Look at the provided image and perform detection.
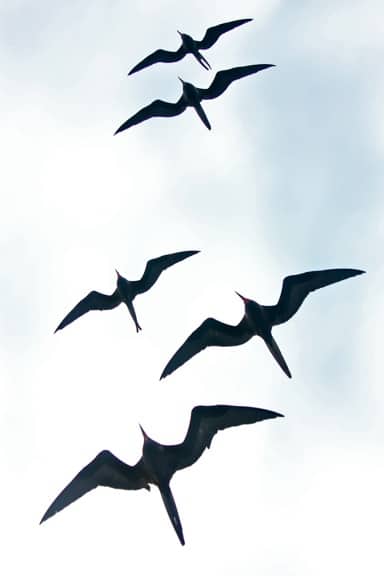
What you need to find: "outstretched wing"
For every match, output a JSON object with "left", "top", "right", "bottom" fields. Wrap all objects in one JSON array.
[
  {"left": 40, "top": 450, "right": 148, "bottom": 524},
  {"left": 114, "top": 97, "right": 187, "bottom": 135},
  {"left": 55, "top": 290, "right": 121, "bottom": 332},
  {"left": 132, "top": 250, "right": 200, "bottom": 295},
  {"left": 160, "top": 316, "right": 253, "bottom": 379},
  {"left": 168, "top": 405, "right": 283, "bottom": 472},
  {"left": 128, "top": 45, "right": 186, "bottom": 75},
  {"left": 197, "top": 18, "right": 253, "bottom": 50},
  {"left": 268, "top": 268, "right": 365, "bottom": 326},
  {"left": 198, "top": 64, "right": 274, "bottom": 101}
]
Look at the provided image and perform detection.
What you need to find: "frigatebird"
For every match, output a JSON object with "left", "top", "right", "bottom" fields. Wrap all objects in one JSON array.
[
  {"left": 114, "top": 64, "right": 274, "bottom": 133},
  {"left": 160, "top": 268, "right": 365, "bottom": 379},
  {"left": 128, "top": 18, "right": 253, "bottom": 75},
  {"left": 54, "top": 250, "right": 199, "bottom": 333},
  {"left": 40, "top": 404, "right": 283, "bottom": 545}
]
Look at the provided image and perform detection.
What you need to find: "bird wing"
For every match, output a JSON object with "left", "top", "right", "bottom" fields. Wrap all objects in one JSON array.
[
  {"left": 168, "top": 405, "right": 283, "bottom": 472},
  {"left": 197, "top": 64, "right": 274, "bottom": 101},
  {"left": 269, "top": 268, "right": 365, "bottom": 326},
  {"left": 128, "top": 46, "right": 186, "bottom": 75},
  {"left": 40, "top": 451, "right": 148, "bottom": 524},
  {"left": 197, "top": 18, "right": 253, "bottom": 50},
  {"left": 114, "top": 97, "right": 187, "bottom": 135},
  {"left": 131, "top": 250, "right": 200, "bottom": 295},
  {"left": 55, "top": 289, "right": 121, "bottom": 332},
  {"left": 160, "top": 317, "right": 253, "bottom": 379}
]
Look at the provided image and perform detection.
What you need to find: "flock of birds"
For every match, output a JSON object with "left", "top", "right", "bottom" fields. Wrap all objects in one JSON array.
[{"left": 40, "top": 19, "right": 365, "bottom": 546}]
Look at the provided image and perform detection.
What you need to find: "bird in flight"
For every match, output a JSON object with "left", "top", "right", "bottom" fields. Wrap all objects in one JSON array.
[
  {"left": 128, "top": 18, "right": 253, "bottom": 75},
  {"left": 160, "top": 268, "right": 365, "bottom": 380},
  {"left": 40, "top": 404, "right": 283, "bottom": 545},
  {"left": 54, "top": 250, "right": 199, "bottom": 333},
  {"left": 114, "top": 64, "right": 274, "bottom": 134}
]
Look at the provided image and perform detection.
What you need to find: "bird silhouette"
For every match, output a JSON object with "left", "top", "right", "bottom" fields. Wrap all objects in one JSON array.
[
  {"left": 114, "top": 64, "right": 274, "bottom": 134},
  {"left": 128, "top": 18, "right": 253, "bottom": 75},
  {"left": 55, "top": 250, "right": 199, "bottom": 333},
  {"left": 160, "top": 268, "right": 365, "bottom": 379},
  {"left": 40, "top": 405, "right": 283, "bottom": 545}
]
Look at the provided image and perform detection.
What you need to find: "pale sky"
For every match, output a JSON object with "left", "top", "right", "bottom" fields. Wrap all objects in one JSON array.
[{"left": 1, "top": 1, "right": 383, "bottom": 575}]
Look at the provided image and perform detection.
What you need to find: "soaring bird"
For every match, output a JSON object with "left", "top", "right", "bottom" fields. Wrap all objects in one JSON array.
[
  {"left": 114, "top": 64, "right": 274, "bottom": 134},
  {"left": 128, "top": 18, "right": 253, "bottom": 75},
  {"left": 54, "top": 250, "right": 199, "bottom": 333},
  {"left": 40, "top": 404, "right": 283, "bottom": 545},
  {"left": 160, "top": 268, "right": 365, "bottom": 379}
]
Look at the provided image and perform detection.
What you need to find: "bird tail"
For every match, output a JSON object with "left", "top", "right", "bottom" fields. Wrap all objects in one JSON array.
[
  {"left": 158, "top": 483, "right": 185, "bottom": 545},
  {"left": 194, "top": 103, "right": 211, "bottom": 130},
  {"left": 264, "top": 334, "right": 292, "bottom": 378},
  {"left": 194, "top": 50, "right": 211, "bottom": 70}
]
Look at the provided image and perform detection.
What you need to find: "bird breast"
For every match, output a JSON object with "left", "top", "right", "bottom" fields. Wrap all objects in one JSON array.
[{"left": 182, "top": 83, "right": 201, "bottom": 107}]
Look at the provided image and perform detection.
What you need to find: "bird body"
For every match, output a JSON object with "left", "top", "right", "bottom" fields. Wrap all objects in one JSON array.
[
  {"left": 40, "top": 405, "right": 283, "bottom": 546},
  {"left": 54, "top": 250, "right": 199, "bottom": 333},
  {"left": 114, "top": 64, "right": 274, "bottom": 134},
  {"left": 160, "top": 268, "right": 365, "bottom": 379},
  {"left": 128, "top": 19, "right": 253, "bottom": 75}
]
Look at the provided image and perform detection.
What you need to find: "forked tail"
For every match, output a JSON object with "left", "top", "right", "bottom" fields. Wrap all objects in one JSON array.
[
  {"left": 159, "top": 483, "right": 185, "bottom": 546},
  {"left": 264, "top": 333, "right": 292, "bottom": 378},
  {"left": 194, "top": 103, "right": 211, "bottom": 130}
]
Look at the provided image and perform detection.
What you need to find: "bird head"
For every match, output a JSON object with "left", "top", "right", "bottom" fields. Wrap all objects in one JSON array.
[{"left": 235, "top": 291, "right": 251, "bottom": 304}]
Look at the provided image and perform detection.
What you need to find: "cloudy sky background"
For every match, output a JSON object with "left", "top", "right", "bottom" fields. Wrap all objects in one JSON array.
[{"left": 1, "top": 0, "right": 383, "bottom": 574}]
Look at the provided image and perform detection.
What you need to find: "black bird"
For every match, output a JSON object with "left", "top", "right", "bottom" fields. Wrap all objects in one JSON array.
[
  {"left": 160, "top": 268, "right": 365, "bottom": 379},
  {"left": 40, "top": 404, "right": 283, "bottom": 545},
  {"left": 55, "top": 250, "right": 199, "bottom": 333},
  {"left": 114, "top": 64, "right": 274, "bottom": 134},
  {"left": 128, "top": 18, "right": 253, "bottom": 75}
]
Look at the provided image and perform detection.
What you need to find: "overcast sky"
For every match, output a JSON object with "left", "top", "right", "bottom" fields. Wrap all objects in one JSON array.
[{"left": 1, "top": 1, "right": 383, "bottom": 574}]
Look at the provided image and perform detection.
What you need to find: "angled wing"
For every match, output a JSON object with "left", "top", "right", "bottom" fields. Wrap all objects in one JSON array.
[
  {"left": 198, "top": 64, "right": 274, "bottom": 101},
  {"left": 54, "top": 289, "right": 121, "bottom": 332},
  {"left": 197, "top": 18, "right": 253, "bottom": 50},
  {"left": 269, "top": 268, "right": 365, "bottom": 326},
  {"left": 160, "top": 316, "right": 253, "bottom": 379},
  {"left": 169, "top": 405, "right": 283, "bottom": 472},
  {"left": 128, "top": 45, "right": 186, "bottom": 75},
  {"left": 114, "top": 97, "right": 187, "bottom": 134},
  {"left": 40, "top": 450, "right": 148, "bottom": 524},
  {"left": 132, "top": 250, "right": 200, "bottom": 295}
]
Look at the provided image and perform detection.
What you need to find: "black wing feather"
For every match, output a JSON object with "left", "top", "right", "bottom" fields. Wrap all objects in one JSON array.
[
  {"left": 55, "top": 289, "right": 121, "bottom": 332},
  {"left": 114, "top": 97, "right": 187, "bottom": 135},
  {"left": 132, "top": 250, "right": 199, "bottom": 295},
  {"left": 170, "top": 405, "right": 283, "bottom": 472},
  {"left": 128, "top": 46, "right": 186, "bottom": 75},
  {"left": 198, "top": 64, "right": 274, "bottom": 101},
  {"left": 197, "top": 18, "right": 253, "bottom": 50},
  {"left": 40, "top": 451, "right": 147, "bottom": 523},
  {"left": 160, "top": 317, "right": 253, "bottom": 379},
  {"left": 270, "top": 268, "right": 365, "bottom": 326}
]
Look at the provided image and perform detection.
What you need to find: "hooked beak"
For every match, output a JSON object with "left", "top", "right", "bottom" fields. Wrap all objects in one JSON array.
[
  {"left": 235, "top": 291, "right": 249, "bottom": 303},
  {"left": 139, "top": 424, "right": 148, "bottom": 440}
]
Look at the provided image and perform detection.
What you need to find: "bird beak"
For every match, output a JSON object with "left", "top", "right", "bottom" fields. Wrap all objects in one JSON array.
[
  {"left": 177, "top": 30, "right": 182, "bottom": 36},
  {"left": 235, "top": 291, "right": 249, "bottom": 303},
  {"left": 115, "top": 269, "right": 120, "bottom": 277},
  {"left": 178, "top": 76, "right": 184, "bottom": 84},
  {"left": 139, "top": 424, "right": 148, "bottom": 440}
]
